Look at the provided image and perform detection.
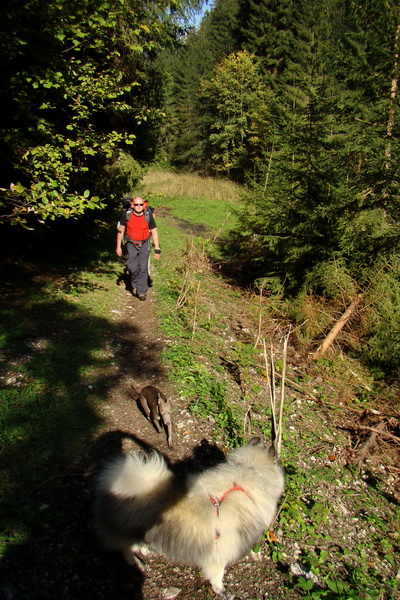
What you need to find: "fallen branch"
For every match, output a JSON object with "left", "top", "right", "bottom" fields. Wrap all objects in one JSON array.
[
  {"left": 313, "top": 294, "right": 363, "bottom": 359},
  {"left": 338, "top": 424, "right": 400, "bottom": 445},
  {"left": 356, "top": 421, "right": 386, "bottom": 463}
]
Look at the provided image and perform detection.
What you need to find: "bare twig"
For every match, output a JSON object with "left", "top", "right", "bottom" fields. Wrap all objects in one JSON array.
[
  {"left": 244, "top": 404, "right": 252, "bottom": 437},
  {"left": 20, "top": 473, "right": 87, "bottom": 502},
  {"left": 254, "top": 281, "right": 266, "bottom": 348},
  {"left": 263, "top": 331, "right": 290, "bottom": 457},
  {"left": 270, "top": 493, "right": 287, "bottom": 529},
  {"left": 270, "top": 343, "right": 276, "bottom": 424},
  {"left": 191, "top": 280, "right": 201, "bottom": 339},
  {"left": 208, "top": 211, "right": 232, "bottom": 252},
  {"left": 356, "top": 421, "right": 386, "bottom": 463},
  {"left": 263, "top": 341, "right": 277, "bottom": 443},
  {"left": 176, "top": 270, "right": 192, "bottom": 308}
]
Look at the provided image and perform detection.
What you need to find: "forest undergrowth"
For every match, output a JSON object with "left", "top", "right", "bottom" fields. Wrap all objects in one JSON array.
[
  {"left": 139, "top": 169, "right": 400, "bottom": 600},
  {"left": 152, "top": 233, "right": 400, "bottom": 600},
  {"left": 0, "top": 169, "right": 399, "bottom": 600}
]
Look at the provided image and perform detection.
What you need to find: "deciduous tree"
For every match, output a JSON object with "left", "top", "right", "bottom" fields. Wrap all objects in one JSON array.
[{"left": 0, "top": 0, "right": 187, "bottom": 225}]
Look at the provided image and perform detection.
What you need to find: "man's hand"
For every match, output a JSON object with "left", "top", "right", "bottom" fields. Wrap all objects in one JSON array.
[{"left": 116, "top": 247, "right": 122, "bottom": 257}]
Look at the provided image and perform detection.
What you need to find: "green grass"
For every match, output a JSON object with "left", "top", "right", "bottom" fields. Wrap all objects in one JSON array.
[{"left": 0, "top": 238, "right": 124, "bottom": 557}]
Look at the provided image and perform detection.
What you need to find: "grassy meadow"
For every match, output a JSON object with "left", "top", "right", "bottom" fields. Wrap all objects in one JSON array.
[{"left": 138, "top": 167, "right": 240, "bottom": 232}]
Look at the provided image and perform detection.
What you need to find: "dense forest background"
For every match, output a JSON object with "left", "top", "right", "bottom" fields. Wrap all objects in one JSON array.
[{"left": 0, "top": 0, "right": 399, "bottom": 377}]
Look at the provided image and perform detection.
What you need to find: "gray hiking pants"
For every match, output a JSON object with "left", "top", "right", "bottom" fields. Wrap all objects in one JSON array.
[{"left": 126, "top": 238, "right": 151, "bottom": 296}]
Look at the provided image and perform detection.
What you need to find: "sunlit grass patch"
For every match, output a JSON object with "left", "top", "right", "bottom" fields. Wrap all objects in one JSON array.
[
  {"left": 138, "top": 167, "right": 241, "bottom": 233},
  {"left": 141, "top": 167, "right": 241, "bottom": 201}
]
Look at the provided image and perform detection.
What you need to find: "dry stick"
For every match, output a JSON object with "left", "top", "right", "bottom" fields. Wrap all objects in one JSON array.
[
  {"left": 20, "top": 473, "right": 87, "bottom": 502},
  {"left": 208, "top": 211, "right": 232, "bottom": 253},
  {"left": 270, "top": 493, "right": 287, "bottom": 529},
  {"left": 244, "top": 405, "right": 252, "bottom": 437},
  {"left": 356, "top": 421, "right": 386, "bottom": 463},
  {"left": 176, "top": 284, "right": 191, "bottom": 309},
  {"left": 269, "top": 342, "right": 278, "bottom": 442},
  {"left": 357, "top": 425, "right": 400, "bottom": 445},
  {"left": 270, "top": 342, "right": 276, "bottom": 419},
  {"left": 191, "top": 280, "right": 201, "bottom": 339},
  {"left": 257, "top": 366, "right": 319, "bottom": 399},
  {"left": 313, "top": 294, "right": 363, "bottom": 359},
  {"left": 254, "top": 281, "right": 266, "bottom": 349},
  {"left": 277, "top": 330, "right": 290, "bottom": 456},
  {"left": 346, "top": 367, "right": 372, "bottom": 392},
  {"left": 176, "top": 270, "right": 191, "bottom": 308},
  {"left": 257, "top": 367, "right": 398, "bottom": 418},
  {"left": 264, "top": 339, "right": 282, "bottom": 453}
]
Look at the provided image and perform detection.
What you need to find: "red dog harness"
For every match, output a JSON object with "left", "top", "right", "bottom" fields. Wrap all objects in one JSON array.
[{"left": 209, "top": 483, "right": 254, "bottom": 517}]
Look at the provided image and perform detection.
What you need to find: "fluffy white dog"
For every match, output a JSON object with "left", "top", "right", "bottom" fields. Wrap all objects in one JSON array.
[{"left": 94, "top": 438, "right": 284, "bottom": 597}]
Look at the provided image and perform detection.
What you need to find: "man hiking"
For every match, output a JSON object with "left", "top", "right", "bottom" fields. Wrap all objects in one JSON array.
[{"left": 116, "top": 196, "right": 161, "bottom": 301}]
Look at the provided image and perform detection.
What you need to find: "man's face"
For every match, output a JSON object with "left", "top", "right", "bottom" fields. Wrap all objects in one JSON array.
[{"left": 131, "top": 199, "right": 144, "bottom": 215}]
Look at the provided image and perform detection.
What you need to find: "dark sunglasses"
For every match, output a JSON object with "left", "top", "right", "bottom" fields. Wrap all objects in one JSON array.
[{"left": 133, "top": 203, "right": 144, "bottom": 206}]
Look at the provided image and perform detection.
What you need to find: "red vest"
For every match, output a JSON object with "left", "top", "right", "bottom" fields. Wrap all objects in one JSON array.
[{"left": 125, "top": 213, "right": 150, "bottom": 242}]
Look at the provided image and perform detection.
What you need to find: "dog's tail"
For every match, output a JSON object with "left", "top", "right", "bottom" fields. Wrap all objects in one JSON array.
[{"left": 96, "top": 451, "right": 170, "bottom": 498}]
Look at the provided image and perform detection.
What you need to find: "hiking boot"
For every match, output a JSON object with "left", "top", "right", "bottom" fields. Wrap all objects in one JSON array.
[
  {"left": 131, "top": 288, "right": 137, "bottom": 297},
  {"left": 138, "top": 294, "right": 146, "bottom": 301}
]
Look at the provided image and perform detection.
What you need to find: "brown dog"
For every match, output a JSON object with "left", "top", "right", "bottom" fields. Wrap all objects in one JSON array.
[{"left": 138, "top": 385, "right": 173, "bottom": 449}]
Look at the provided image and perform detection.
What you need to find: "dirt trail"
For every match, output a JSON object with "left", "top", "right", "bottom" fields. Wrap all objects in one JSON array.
[
  {"left": 99, "top": 281, "right": 216, "bottom": 459},
  {"left": 89, "top": 278, "right": 287, "bottom": 600}
]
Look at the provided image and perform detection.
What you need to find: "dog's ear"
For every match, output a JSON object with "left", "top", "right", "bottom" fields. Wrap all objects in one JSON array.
[
  {"left": 157, "top": 392, "right": 167, "bottom": 407},
  {"left": 130, "top": 385, "right": 140, "bottom": 401},
  {"left": 268, "top": 443, "right": 281, "bottom": 462},
  {"left": 248, "top": 436, "right": 262, "bottom": 446}
]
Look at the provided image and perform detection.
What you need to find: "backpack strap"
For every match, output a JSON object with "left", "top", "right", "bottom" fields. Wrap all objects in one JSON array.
[{"left": 125, "top": 208, "right": 150, "bottom": 224}]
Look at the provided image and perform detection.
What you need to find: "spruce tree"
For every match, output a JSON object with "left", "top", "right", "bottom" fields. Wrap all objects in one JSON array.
[{"left": 163, "top": 0, "right": 241, "bottom": 169}]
